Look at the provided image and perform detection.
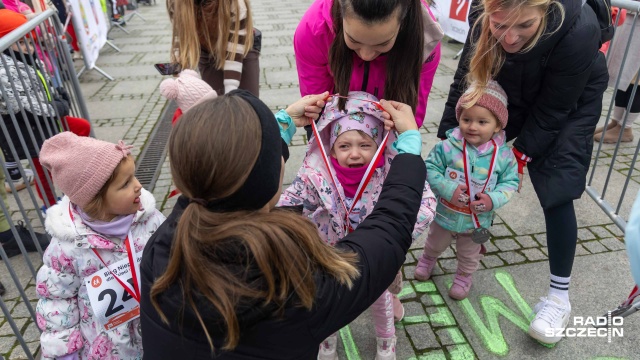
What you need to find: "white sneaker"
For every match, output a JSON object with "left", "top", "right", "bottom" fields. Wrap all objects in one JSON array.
[
  {"left": 5, "top": 169, "right": 34, "bottom": 193},
  {"left": 375, "top": 336, "right": 396, "bottom": 360},
  {"left": 317, "top": 333, "right": 338, "bottom": 360},
  {"left": 528, "top": 295, "right": 571, "bottom": 344}
]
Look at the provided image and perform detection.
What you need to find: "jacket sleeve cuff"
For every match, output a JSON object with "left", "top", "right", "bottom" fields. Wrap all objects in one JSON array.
[
  {"left": 393, "top": 130, "right": 422, "bottom": 155},
  {"left": 276, "top": 109, "right": 296, "bottom": 145}
]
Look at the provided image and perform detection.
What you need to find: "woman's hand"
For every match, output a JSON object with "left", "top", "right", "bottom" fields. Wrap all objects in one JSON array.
[
  {"left": 285, "top": 91, "right": 330, "bottom": 128},
  {"left": 379, "top": 100, "right": 418, "bottom": 134}
]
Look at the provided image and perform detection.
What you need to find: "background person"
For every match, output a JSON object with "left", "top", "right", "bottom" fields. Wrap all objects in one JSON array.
[
  {"left": 436, "top": 0, "right": 608, "bottom": 345},
  {"left": 294, "top": 0, "right": 444, "bottom": 138},
  {"left": 167, "top": 0, "right": 259, "bottom": 96}
]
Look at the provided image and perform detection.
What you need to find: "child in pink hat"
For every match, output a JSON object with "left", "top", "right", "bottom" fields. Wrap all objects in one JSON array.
[
  {"left": 279, "top": 91, "right": 437, "bottom": 360},
  {"left": 413, "top": 80, "right": 519, "bottom": 300},
  {"left": 34, "top": 132, "right": 165, "bottom": 360}
]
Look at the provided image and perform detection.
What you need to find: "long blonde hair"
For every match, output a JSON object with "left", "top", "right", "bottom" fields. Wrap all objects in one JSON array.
[
  {"left": 466, "top": 0, "right": 564, "bottom": 104},
  {"left": 167, "top": 0, "right": 254, "bottom": 70},
  {"left": 150, "top": 96, "right": 360, "bottom": 352}
]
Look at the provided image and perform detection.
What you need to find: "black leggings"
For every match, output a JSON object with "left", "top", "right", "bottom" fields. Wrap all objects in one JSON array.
[
  {"left": 615, "top": 83, "right": 640, "bottom": 113},
  {"left": 544, "top": 201, "right": 578, "bottom": 278}
]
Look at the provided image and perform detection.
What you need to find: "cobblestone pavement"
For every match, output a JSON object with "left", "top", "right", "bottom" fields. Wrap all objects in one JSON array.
[{"left": 2, "top": 0, "right": 640, "bottom": 359}]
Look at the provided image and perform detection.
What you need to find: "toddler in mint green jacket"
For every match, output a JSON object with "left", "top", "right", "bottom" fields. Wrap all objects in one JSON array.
[{"left": 414, "top": 80, "right": 519, "bottom": 300}]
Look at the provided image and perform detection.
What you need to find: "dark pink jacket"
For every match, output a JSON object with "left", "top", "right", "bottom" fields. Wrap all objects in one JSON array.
[{"left": 294, "top": 0, "right": 443, "bottom": 126}]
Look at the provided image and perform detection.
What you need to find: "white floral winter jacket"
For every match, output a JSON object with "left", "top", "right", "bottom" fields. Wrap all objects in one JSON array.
[
  {"left": 278, "top": 92, "right": 437, "bottom": 245},
  {"left": 35, "top": 189, "right": 165, "bottom": 360}
]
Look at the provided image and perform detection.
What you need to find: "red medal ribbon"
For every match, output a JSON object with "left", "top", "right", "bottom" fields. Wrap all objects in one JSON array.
[
  {"left": 311, "top": 119, "right": 389, "bottom": 234},
  {"left": 68, "top": 205, "right": 140, "bottom": 302},
  {"left": 462, "top": 139, "right": 498, "bottom": 229}
]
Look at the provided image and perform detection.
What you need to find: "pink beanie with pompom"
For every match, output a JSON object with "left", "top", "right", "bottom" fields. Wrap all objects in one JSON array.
[
  {"left": 159, "top": 69, "right": 218, "bottom": 113},
  {"left": 39, "top": 132, "right": 134, "bottom": 208}
]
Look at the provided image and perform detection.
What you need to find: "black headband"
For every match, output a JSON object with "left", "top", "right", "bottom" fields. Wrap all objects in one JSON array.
[{"left": 203, "top": 89, "right": 285, "bottom": 212}]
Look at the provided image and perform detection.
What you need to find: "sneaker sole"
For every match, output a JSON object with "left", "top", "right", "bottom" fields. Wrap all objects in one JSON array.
[{"left": 527, "top": 315, "right": 570, "bottom": 345}]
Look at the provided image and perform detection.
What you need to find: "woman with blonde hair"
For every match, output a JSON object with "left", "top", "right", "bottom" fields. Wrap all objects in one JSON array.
[
  {"left": 139, "top": 90, "right": 427, "bottom": 358},
  {"left": 435, "top": 0, "right": 608, "bottom": 345},
  {"left": 167, "top": 0, "right": 259, "bottom": 96}
]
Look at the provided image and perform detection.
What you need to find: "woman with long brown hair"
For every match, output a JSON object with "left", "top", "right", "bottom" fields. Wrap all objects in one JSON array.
[
  {"left": 167, "top": 0, "right": 259, "bottom": 96},
  {"left": 294, "top": 0, "right": 444, "bottom": 133},
  {"left": 139, "top": 90, "right": 426, "bottom": 358},
  {"left": 435, "top": 0, "right": 608, "bottom": 345}
]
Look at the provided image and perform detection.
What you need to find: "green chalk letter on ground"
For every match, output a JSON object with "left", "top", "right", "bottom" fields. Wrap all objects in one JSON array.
[{"left": 455, "top": 269, "right": 534, "bottom": 356}]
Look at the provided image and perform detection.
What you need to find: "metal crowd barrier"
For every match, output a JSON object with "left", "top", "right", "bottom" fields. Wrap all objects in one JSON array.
[
  {"left": 0, "top": 9, "right": 91, "bottom": 360},
  {"left": 587, "top": 0, "right": 640, "bottom": 232}
]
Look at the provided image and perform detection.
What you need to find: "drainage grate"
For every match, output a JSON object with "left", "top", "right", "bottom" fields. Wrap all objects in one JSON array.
[{"left": 135, "top": 101, "right": 176, "bottom": 191}]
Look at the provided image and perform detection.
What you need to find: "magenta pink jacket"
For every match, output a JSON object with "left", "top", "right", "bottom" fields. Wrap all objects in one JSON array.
[{"left": 294, "top": 0, "right": 443, "bottom": 127}]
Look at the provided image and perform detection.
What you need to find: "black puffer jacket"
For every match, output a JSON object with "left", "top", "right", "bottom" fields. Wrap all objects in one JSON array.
[
  {"left": 437, "top": 0, "right": 608, "bottom": 209},
  {"left": 139, "top": 154, "right": 426, "bottom": 359}
]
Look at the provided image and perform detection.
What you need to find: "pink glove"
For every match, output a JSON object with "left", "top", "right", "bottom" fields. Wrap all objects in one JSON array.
[
  {"left": 470, "top": 193, "right": 494, "bottom": 214},
  {"left": 450, "top": 184, "right": 469, "bottom": 208}
]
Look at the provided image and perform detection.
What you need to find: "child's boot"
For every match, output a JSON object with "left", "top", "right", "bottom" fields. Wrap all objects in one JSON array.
[
  {"left": 414, "top": 254, "right": 437, "bottom": 281},
  {"left": 318, "top": 332, "right": 338, "bottom": 360},
  {"left": 392, "top": 295, "right": 404, "bottom": 322},
  {"left": 375, "top": 336, "right": 396, "bottom": 360},
  {"left": 448, "top": 271, "right": 473, "bottom": 300}
]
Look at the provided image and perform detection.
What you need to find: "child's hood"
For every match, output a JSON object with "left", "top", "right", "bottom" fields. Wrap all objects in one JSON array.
[
  {"left": 45, "top": 188, "right": 157, "bottom": 244},
  {"left": 308, "top": 91, "right": 397, "bottom": 164},
  {"left": 445, "top": 127, "right": 506, "bottom": 156}
]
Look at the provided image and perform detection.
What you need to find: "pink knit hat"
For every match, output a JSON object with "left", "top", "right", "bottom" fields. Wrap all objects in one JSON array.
[
  {"left": 39, "top": 132, "right": 134, "bottom": 208},
  {"left": 159, "top": 69, "right": 218, "bottom": 113},
  {"left": 330, "top": 113, "right": 383, "bottom": 149},
  {"left": 456, "top": 80, "right": 509, "bottom": 129}
]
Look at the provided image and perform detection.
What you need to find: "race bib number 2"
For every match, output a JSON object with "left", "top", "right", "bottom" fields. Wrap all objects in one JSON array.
[{"left": 85, "top": 251, "right": 142, "bottom": 331}]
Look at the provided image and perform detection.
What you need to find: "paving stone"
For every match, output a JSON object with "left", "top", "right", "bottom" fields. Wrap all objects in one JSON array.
[
  {"left": 540, "top": 246, "right": 548, "bottom": 256},
  {"left": 404, "top": 265, "right": 417, "bottom": 280},
  {"left": 435, "top": 327, "right": 467, "bottom": 346},
  {"left": 606, "top": 224, "right": 625, "bottom": 237},
  {"left": 405, "top": 323, "right": 440, "bottom": 350},
  {"left": 482, "top": 240, "right": 499, "bottom": 253},
  {"left": 420, "top": 293, "right": 445, "bottom": 307},
  {"left": 441, "top": 246, "right": 456, "bottom": 259},
  {"left": 0, "top": 335, "right": 16, "bottom": 355},
  {"left": 8, "top": 340, "right": 39, "bottom": 360},
  {"left": 498, "top": 251, "right": 526, "bottom": 264},
  {"left": 481, "top": 254, "right": 504, "bottom": 268},
  {"left": 535, "top": 233, "right": 548, "bottom": 247},
  {"left": 438, "top": 259, "right": 458, "bottom": 273},
  {"left": 405, "top": 252, "right": 416, "bottom": 264},
  {"left": 489, "top": 224, "right": 513, "bottom": 237},
  {"left": 493, "top": 238, "right": 521, "bottom": 251},
  {"left": 20, "top": 322, "right": 39, "bottom": 343},
  {"left": 575, "top": 244, "right": 591, "bottom": 256},
  {"left": 582, "top": 240, "right": 608, "bottom": 254},
  {"left": 0, "top": 318, "right": 26, "bottom": 337},
  {"left": 590, "top": 226, "right": 614, "bottom": 238},
  {"left": 515, "top": 235, "right": 539, "bottom": 248},
  {"left": 403, "top": 301, "right": 426, "bottom": 318},
  {"left": 521, "top": 248, "right": 547, "bottom": 261},
  {"left": 600, "top": 237, "right": 626, "bottom": 251},
  {"left": 577, "top": 228, "right": 596, "bottom": 241}
]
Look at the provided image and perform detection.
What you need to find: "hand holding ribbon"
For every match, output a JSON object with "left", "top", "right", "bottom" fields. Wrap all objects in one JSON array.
[{"left": 512, "top": 147, "right": 531, "bottom": 193}]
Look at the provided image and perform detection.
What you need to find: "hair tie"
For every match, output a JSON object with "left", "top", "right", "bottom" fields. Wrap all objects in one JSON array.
[{"left": 190, "top": 198, "right": 208, "bottom": 206}]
